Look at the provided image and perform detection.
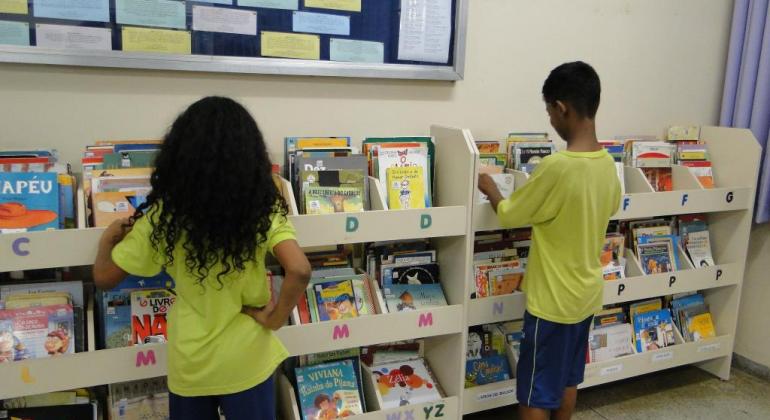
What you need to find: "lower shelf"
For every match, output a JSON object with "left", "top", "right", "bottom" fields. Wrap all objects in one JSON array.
[
  {"left": 467, "top": 294, "right": 526, "bottom": 327},
  {"left": 462, "top": 379, "right": 517, "bottom": 415}
]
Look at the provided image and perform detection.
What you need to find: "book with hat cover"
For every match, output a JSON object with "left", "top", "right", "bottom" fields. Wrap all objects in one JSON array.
[{"left": 0, "top": 172, "right": 60, "bottom": 232}]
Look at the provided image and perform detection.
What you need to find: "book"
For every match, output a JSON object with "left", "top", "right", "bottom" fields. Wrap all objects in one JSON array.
[
  {"left": 304, "top": 185, "right": 364, "bottom": 215},
  {"left": 633, "top": 309, "right": 676, "bottom": 353},
  {"left": 465, "top": 354, "right": 512, "bottom": 387},
  {"left": 588, "top": 323, "right": 635, "bottom": 363},
  {"left": 383, "top": 284, "right": 447, "bottom": 312},
  {"left": 667, "top": 125, "right": 700, "bottom": 140},
  {"left": 296, "top": 359, "right": 364, "bottom": 420},
  {"left": 687, "top": 312, "right": 716, "bottom": 342},
  {"left": 686, "top": 230, "right": 715, "bottom": 267},
  {"left": 681, "top": 161, "right": 714, "bottom": 188},
  {"left": 314, "top": 280, "right": 358, "bottom": 321},
  {"left": 488, "top": 265, "right": 524, "bottom": 296},
  {"left": 382, "top": 262, "right": 440, "bottom": 286},
  {"left": 299, "top": 169, "right": 367, "bottom": 213},
  {"left": 594, "top": 308, "right": 627, "bottom": 327},
  {"left": 91, "top": 175, "right": 151, "bottom": 227},
  {"left": 109, "top": 377, "right": 169, "bottom": 420},
  {"left": 477, "top": 173, "right": 515, "bottom": 203},
  {"left": 0, "top": 172, "right": 60, "bottom": 232},
  {"left": 386, "top": 166, "right": 426, "bottom": 210},
  {"left": 510, "top": 143, "right": 555, "bottom": 173},
  {"left": 641, "top": 167, "right": 672, "bottom": 192},
  {"left": 637, "top": 238, "right": 677, "bottom": 274},
  {"left": 0, "top": 304, "right": 74, "bottom": 361},
  {"left": 360, "top": 342, "right": 423, "bottom": 367},
  {"left": 130, "top": 290, "right": 175, "bottom": 345},
  {"left": 371, "top": 358, "right": 443, "bottom": 409},
  {"left": 374, "top": 145, "right": 432, "bottom": 207}
]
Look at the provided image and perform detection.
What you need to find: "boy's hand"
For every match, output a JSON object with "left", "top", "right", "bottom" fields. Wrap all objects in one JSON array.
[
  {"left": 242, "top": 302, "right": 283, "bottom": 331},
  {"left": 101, "top": 218, "right": 133, "bottom": 247},
  {"left": 478, "top": 173, "right": 505, "bottom": 214}
]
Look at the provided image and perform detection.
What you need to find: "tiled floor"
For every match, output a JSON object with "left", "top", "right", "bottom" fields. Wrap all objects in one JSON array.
[{"left": 465, "top": 366, "right": 770, "bottom": 419}]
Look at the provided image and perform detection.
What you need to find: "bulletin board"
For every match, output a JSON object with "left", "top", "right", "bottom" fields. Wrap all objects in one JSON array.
[{"left": 0, "top": 0, "right": 467, "bottom": 80}]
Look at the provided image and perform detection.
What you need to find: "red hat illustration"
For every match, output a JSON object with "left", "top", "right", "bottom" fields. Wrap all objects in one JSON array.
[{"left": 0, "top": 202, "right": 57, "bottom": 229}]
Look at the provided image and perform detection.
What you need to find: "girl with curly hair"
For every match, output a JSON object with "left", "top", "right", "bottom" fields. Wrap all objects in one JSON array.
[{"left": 93, "top": 96, "right": 311, "bottom": 420}]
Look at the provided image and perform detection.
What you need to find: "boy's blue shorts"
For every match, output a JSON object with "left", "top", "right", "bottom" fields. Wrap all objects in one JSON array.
[
  {"left": 516, "top": 311, "right": 593, "bottom": 410},
  {"left": 170, "top": 376, "right": 275, "bottom": 420}
]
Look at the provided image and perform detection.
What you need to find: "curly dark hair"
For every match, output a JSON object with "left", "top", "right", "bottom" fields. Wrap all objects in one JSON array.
[{"left": 132, "top": 96, "right": 287, "bottom": 286}]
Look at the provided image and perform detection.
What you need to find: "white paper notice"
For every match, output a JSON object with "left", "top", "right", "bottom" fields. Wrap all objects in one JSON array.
[
  {"left": 192, "top": 5, "right": 257, "bottom": 36},
  {"left": 397, "top": 0, "right": 451, "bottom": 63},
  {"left": 36, "top": 24, "right": 111, "bottom": 50}
]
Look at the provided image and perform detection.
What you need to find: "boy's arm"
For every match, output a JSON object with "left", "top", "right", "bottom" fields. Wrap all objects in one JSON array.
[{"left": 93, "top": 218, "right": 131, "bottom": 289}]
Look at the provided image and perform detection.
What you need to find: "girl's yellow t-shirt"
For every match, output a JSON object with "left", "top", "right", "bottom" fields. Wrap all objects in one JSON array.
[{"left": 111, "top": 208, "right": 295, "bottom": 397}]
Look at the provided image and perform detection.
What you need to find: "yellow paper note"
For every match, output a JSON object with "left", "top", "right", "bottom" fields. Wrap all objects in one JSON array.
[
  {"left": 122, "top": 27, "right": 191, "bottom": 54},
  {"left": 0, "top": 0, "right": 28, "bottom": 15},
  {"left": 305, "top": 0, "right": 361, "bottom": 12},
  {"left": 261, "top": 31, "right": 319, "bottom": 60}
]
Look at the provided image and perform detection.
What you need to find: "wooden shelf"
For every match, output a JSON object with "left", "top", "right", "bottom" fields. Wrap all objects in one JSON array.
[
  {"left": 0, "top": 228, "right": 103, "bottom": 272},
  {"left": 467, "top": 293, "right": 526, "bottom": 327},
  {"left": 462, "top": 379, "right": 517, "bottom": 415}
]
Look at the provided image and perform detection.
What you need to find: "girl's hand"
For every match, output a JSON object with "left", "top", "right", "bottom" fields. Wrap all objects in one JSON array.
[
  {"left": 102, "top": 218, "right": 133, "bottom": 247},
  {"left": 242, "top": 302, "right": 283, "bottom": 331}
]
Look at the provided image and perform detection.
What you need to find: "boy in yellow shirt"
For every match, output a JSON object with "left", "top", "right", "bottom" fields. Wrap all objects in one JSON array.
[{"left": 479, "top": 62, "right": 621, "bottom": 420}]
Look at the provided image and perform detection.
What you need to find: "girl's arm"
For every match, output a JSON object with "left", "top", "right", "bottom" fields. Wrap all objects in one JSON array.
[
  {"left": 245, "top": 239, "right": 311, "bottom": 331},
  {"left": 93, "top": 218, "right": 131, "bottom": 289}
]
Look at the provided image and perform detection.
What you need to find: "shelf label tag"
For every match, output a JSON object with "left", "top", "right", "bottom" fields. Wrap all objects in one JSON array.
[
  {"left": 622, "top": 196, "right": 631, "bottom": 211},
  {"left": 652, "top": 351, "right": 673, "bottom": 363},
  {"left": 600, "top": 364, "right": 622, "bottom": 376},
  {"left": 726, "top": 191, "right": 734, "bottom": 203},
  {"left": 681, "top": 193, "right": 689, "bottom": 206},
  {"left": 716, "top": 269, "right": 723, "bottom": 281},
  {"left": 386, "top": 410, "right": 415, "bottom": 420},
  {"left": 418, "top": 312, "right": 433, "bottom": 328},
  {"left": 135, "top": 350, "right": 157, "bottom": 367},
  {"left": 420, "top": 214, "right": 432, "bottom": 229},
  {"left": 669, "top": 275, "right": 677, "bottom": 288},
  {"left": 12, "top": 237, "right": 30, "bottom": 257},
  {"left": 698, "top": 343, "right": 721, "bottom": 353},
  {"left": 20, "top": 366, "right": 35, "bottom": 384},
  {"left": 332, "top": 324, "right": 350, "bottom": 340},
  {"left": 617, "top": 283, "right": 625, "bottom": 296},
  {"left": 345, "top": 217, "right": 359, "bottom": 233},
  {"left": 493, "top": 302, "right": 504, "bottom": 316},
  {"left": 476, "top": 385, "right": 515, "bottom": 402},
  {"left": 423, "top": 402, "right": 445, "bottom": 418}
]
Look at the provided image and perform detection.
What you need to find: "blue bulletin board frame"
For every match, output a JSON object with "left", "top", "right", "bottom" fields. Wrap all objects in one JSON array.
[{"left": 0, "top": 0, "right": 467, "bottom": 80}]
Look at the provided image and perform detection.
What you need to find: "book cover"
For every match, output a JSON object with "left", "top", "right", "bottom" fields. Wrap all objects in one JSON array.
[
  {"left": 488, "top": 264, "right": 523, "bottom": 296},
  {"left": 386, "top": 166, "right": 426, "bottom": 210},
  {"left": 686, "top": 230, "right": 715, "bottom": 267},
  {"left": 667, "top": 125, "right": 700, "bottom": 141},
  {"left": 384, "top": 263, "right": 440, "bottom": 286},
  {"left": 295, "top": 359, "right": 364, "bottom": 420},
  {"left": 687, "top": 312, "right": 716, "bottom": 342},
  {"left": 0, "top": 172, "right": 60, "bottom": 232},
  {"left": 383, "top": 284, "right": 447, "bottom": 312},
  {"left": 682, "top": 161, "right": 714, "bottom": 189},
  {"left": 304, "top": 186, "right": 364, "bottom": 215},
  {"left": 314, "top": 280, "right": 358, "bottom": 321},
  {"left": 633, "top": 309, "right": 676, "bottom": 353},
  {"left": 91, "top": 176, "right": 151, "bottom": 227},
  {"left": 478, "top": 173, "right": 515, "bottom": 203},
  {"left": 372, "top": 359, "right": 443, "bottom": 409},
  {"left": 589, "top": 323, "right": 635, "bottom": 363},
  {"left": 514, "top": 144, "right": 555, "bottom": 173},
  {"left": 375, "top": 146, "right": 432, "bottom": 207},
  {"left": 465, "top": 355, "right": 512, "bottom": 387},
  {"left": 641, "top": 167, "right": 673, "bottom": 191},
  {"left": 637, "top": 240, "right": 676, "bottom": 274},
  {"left": 0, "top": 304, "right": 74, "bottom": 361},
  {"left": 594, "top": 309, "right": 627, "bottom": 327},
  {"left": 131, "top": 290, "right": 175, "bottom": 345}
]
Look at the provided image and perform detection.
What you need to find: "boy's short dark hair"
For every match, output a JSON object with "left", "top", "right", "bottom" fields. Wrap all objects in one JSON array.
[{"left": 542, "top": 61, "right": 601, "bottom": 119}]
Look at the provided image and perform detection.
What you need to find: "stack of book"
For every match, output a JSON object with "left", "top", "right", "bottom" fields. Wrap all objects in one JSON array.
[
  {"left": 601, "top": 233, "right": 626, "bottom": 280},
  {"left": 108, "top": 377, "right": 169, "bottom": 420},
  {"left": 624, "top": 139, "right": 675, "bottom": 192},
  {"left": 471, "top": 230, "right": 529, "bottom": 299},
  {"left": 630, "top": 298, "right": 676, "bottom": 353},
  {"left": 292, "top": 270, "right": 383, "bottom": 325},
  {"left": 671, "top": 292, "right": 717, "bottom": 342},
  {"left": 588, "top": 308, "right": 634, "bottom": 363},
  {"left": 369, "top": 356, "right": 444, "bottom": 409},
  {"left": 668, "top": 126, "right": 713, "bottom": 189},
  {"left": 0, "top": 281, "right": 85, "bottom": 361},
  {"left": 599, "top": 140, "right": 626, "bottom": 195},
  {"left": 626, "top": 218, "right": 682, "bottom": 275},
  {"left": 465, "top": 321, "right": 521, "bottom": 388},
  {"left": 363, "top": 137, "right": 434, "bottom": 210},
  {"left": 81, "top": 140, "right": 160, "bottom": 227},
  {"left": 475, "top": 139, "right": 515, "bottom": 203},
  {"left": 0, "top": 148, "right": 77, "bottom": 232},
  {"left": 678, "top": 214, "right": 715, "bottom": 267},
  {"left": 506, "top": 132, "right": 555, "bottom": 174}
]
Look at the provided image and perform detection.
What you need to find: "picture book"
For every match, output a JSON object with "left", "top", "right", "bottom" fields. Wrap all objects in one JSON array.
[
  {"left": 637, "top": 239, "right": 677, "bottom": 274},
  {"left": 374, "top": 145, "right": 432, "bottom": 207},
  {"left": 296, "top": 359, "right": 364, "bottom": 420},
  {"left": 299, "top": 169, "right": 367, "bottom": 212},
  {"left": 633, "top": 309, "right": 676, "bottom": 353},
  {"left": 629, "top": 298, "right": 662, "bottom": 325},
  {"left": 284, "top": 136, "right": 351, "bottom": 180},
  {"left": 304, "top": 186, "right": 364, "bottom": 215},
  {"left": 686, "top": 230, "right": 715, "bottom": 267},
  {"left": 383, "top": 284, "right": 447, "bottom": 312},
  {"left": 465, "top": 354, "right": 512, "bottom": 387},
  {"left": 588, "top": 323, "right": 635, "bottom": 363},
  {"left": 478, "top": 173, "right": 515, "bottom": 203},
  {"left": 594, "top": 308, "right": 627, "bottom": 328},
  {"left": 386, "top": 166, "right": 426, "bottom": 210},
  {"left": 314, "top": 280, "right": 358, "bottom": 321},
  {"left": 350, "top": 278, "right": 375, "bottom": 316},
  {"left": 91, "top": 175, "right": 151, "bottom": 227},
  {"left": 641, "top": 167, "right": 673, "bottom": 192},
  {"left": 0, "top": 172, "right": 60, "bottom": 232},
  {"left": 601, "top": 234, "right": 626, "bottom": 280},
  {"left": 687, "top": 312, "right": 716, "bottom": 342},
  {"left": 475, "top": 140, "right": 506, "bottom": 153},
  {"left": 131, "top": 289, "right": 175, "bottom": 345},
  {"left": 512, "top": 143, "right": 555, "bottom": 173},
  {"left": 0, "top": 304, "right": 74, "bottom": 361},
  {"left": 372, "top": 358, "right": 443, "bottom": 409},
  {"left": 630, "top": 142, "right": 675, "bottom": 167},
  {"left": 681, "top": 161, "right": 713, "bottom": 189},
  {"left": 383, "top": 262, "right": 440, "bottom": 286},
  {"left": 488, "top": 265, "right": 523, "bottom": 296},
  {"left": 296, "top": 155, "right": 369, "bottom": 205},
  {"left": 360, "top": 341, "right": 423, "bottom": 367},
  {"left": 667, "top": 125, "right": 700, "bottom": 141}
]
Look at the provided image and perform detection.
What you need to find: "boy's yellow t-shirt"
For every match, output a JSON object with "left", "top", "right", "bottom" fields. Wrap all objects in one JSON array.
[
  {"left": 497, "top": 149, "right": 621, "bottom": 324},
  {"left": 112, "top": 207, "right": 295, "bottom": 396}
]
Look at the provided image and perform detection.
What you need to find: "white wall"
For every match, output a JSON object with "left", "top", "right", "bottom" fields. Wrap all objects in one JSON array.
[
  {"left": 736, "top": 224, "right": 770, "bottom": 368},
  {"left": 0, "top": 0, "right": 733, "bottom": 165}
]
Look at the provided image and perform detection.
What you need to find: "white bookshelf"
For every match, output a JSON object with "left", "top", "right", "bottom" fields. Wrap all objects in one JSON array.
[
  {"left": 461, "top": 126, "right": 761, "bottom": 415},
  {"left": 0, "top": 126, "right": 760, "bottom": 419}
]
